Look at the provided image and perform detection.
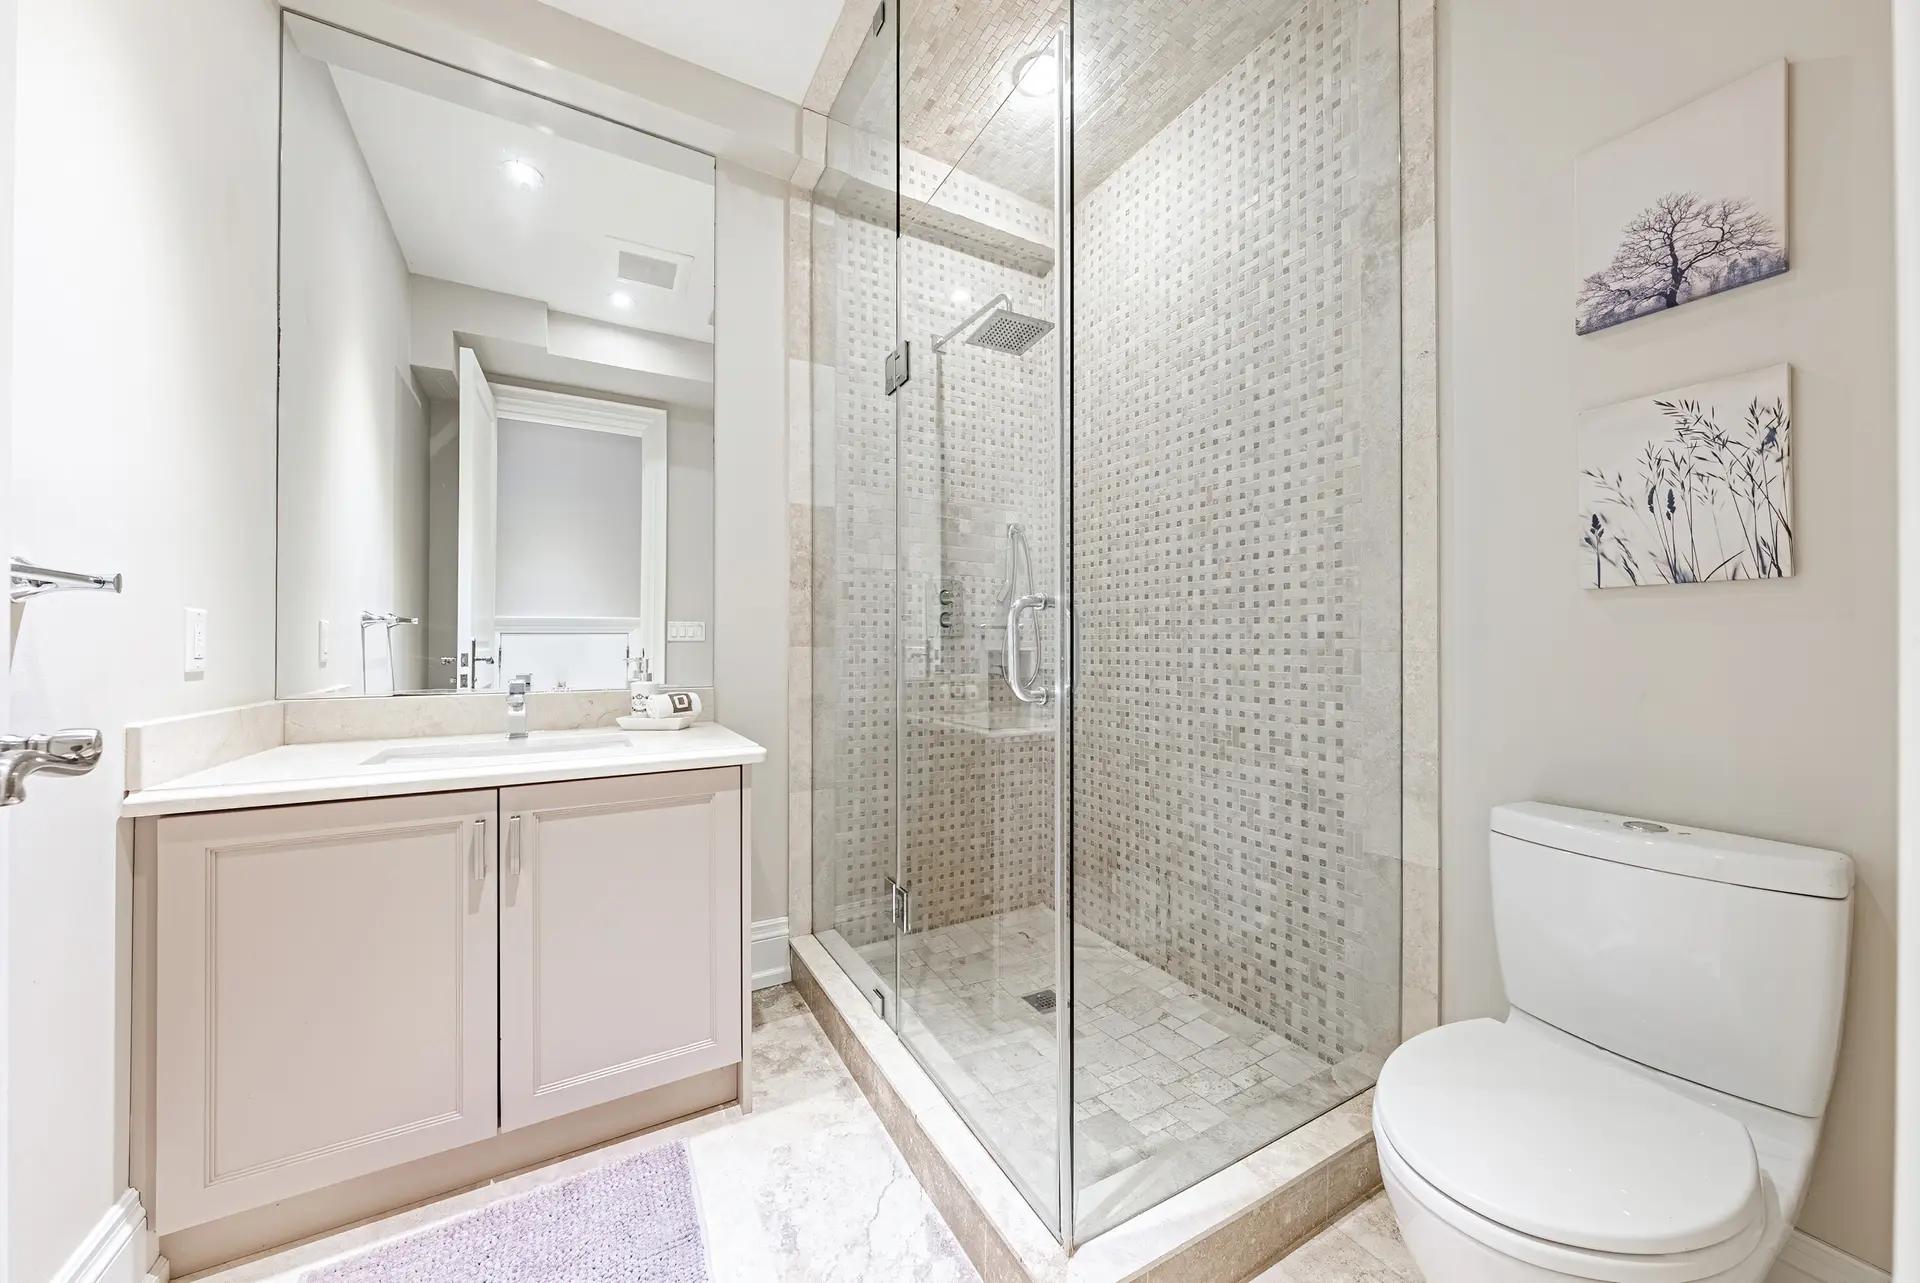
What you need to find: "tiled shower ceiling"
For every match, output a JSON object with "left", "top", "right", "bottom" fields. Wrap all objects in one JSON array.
[{"left": 900, "top": 0, "right": 1312, "bottom": 203}]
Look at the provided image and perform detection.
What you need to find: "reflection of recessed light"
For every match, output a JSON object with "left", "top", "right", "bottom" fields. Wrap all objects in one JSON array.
[
  {"left": 1013, "top": 49, "right": 1055, "bottom": 98},
  {"left": 609, "top": 291, "right": 634, "bottom": 309},
  {"left": 501, "top": 158, "right": 544, "bottom": 190},
  {"left": 950, "top": 287, "right": 971, "bottom": 305}
]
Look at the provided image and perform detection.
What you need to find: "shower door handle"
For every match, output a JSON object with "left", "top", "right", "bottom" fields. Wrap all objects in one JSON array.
[{"left": 1004, "top": 592, "right": 1053, "bottom": 705}]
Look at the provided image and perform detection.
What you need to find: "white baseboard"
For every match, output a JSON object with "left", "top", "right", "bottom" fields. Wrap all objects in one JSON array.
[
  {"left": 1770, "top": 1231, "right": 1890, "bottom": 1283},
  {"left": 52, "top": 1190, "right": 147, "bottom": 1283},
  {"left": 751, "top": 915, "right": 790, "bottom": 989}
]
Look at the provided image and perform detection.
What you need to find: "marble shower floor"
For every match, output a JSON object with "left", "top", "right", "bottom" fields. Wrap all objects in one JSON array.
[
  {"left": 184, "top": 984, "right": 1412, "bottom": 1283},
  {"left": 855, "top": 905, "right": 1381, "bottom": 1233}
]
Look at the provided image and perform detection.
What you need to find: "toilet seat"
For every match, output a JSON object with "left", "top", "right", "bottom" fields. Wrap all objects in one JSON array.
[{"left": 1375, "top": 1019, "right": 1767, "bottom": 1279}]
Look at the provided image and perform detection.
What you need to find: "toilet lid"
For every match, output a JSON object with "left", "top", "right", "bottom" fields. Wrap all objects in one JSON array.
[{"left": 1376, "top": 1019, "right": 1763, "bottom": 1256}]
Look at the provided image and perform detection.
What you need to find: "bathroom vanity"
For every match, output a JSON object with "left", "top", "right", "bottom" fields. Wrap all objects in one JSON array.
[{"left": 123, "top": 724, "right": 764, "bottom": 1270}]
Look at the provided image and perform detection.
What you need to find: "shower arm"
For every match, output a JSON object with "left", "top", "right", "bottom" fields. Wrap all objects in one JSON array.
[{"left": 931, "top": 294, "right": 1011, "bottom": 352}]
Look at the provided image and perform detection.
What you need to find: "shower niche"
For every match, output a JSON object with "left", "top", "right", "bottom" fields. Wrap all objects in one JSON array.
[{"left": 807, "top": 0, "right": 1404, "bottom": 1252}]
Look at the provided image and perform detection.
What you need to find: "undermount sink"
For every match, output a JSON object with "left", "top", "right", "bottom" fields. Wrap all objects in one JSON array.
[{"left": 361, "top": 734, "right": 629, "bottom": 766}]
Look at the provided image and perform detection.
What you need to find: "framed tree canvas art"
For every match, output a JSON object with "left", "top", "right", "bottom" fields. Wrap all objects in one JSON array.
[
  {"left": 1578, "top": 364, "right": 1793, "bottom": 589},
  {"left": 1575, "top": 61, "right": 1788, "bottom": 335}
]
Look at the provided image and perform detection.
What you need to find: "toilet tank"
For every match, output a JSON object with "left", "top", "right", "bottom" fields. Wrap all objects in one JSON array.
[{"left": 1490, "top": 802, "right": 1852, "bottom": 1118}]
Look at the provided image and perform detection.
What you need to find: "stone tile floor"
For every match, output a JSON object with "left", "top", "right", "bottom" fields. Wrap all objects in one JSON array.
[
  {"left": 186, "top": 986, "right": 974, "bottom": 1283},
  {"left": 186, "top": 983, "right": 1415, "bottom": 1283},
  {"left": 1255, "top": 1192, "right": 1423, "bottom": 1281},
  {"left": 859, "top": 905, "right": 1381, "bottom": 1233}
]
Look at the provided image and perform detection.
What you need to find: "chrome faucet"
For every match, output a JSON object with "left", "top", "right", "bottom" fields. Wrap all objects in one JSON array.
[
  {"left": 1, "top": 728, "right": 104, "bottom": 806},
  {"left": 506, "top": 674, "right": 533, "bottom": 739}
]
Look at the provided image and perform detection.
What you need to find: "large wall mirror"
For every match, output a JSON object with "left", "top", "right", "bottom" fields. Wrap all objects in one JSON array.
[{"left": 276, "top": 16, "right": 716, "bottom": 698}]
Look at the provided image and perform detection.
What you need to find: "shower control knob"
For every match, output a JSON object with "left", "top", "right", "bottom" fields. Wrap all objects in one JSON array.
[{"left": 940, "top": 611, "right": 954, "bottom": 628}]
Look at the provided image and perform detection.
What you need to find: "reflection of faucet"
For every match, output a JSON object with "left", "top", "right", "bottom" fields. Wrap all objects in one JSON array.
[{"left": 506, "top": 673, "right": 533, "bottom": 739}]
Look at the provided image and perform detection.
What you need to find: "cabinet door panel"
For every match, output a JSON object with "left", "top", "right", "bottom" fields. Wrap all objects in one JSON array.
[
  {"left": 153, "top": 791, "right": 498, "bottom": 1233},
  {"left": 500, "top": 768, "right": 742, "bottom": 1130}
]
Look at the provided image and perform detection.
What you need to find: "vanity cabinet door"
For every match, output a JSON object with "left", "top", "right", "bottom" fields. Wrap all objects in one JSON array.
[
  {"left": 498, "top": 767, "right": 743, "bottom": 1131},
  {"left": 151, "top": 790, "right": 499, "bottom": 1234}
]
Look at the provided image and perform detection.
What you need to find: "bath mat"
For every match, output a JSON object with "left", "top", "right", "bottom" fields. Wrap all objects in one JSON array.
[{"left": 302, "top": 1143, "right": 711, "bottom": 1282}]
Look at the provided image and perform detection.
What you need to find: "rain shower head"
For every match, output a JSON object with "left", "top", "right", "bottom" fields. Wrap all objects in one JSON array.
[{"left": 932, "top": 294, "right": 1055, "bottom": 356}]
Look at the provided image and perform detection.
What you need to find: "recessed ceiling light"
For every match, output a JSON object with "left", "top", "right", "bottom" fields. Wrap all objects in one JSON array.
[
  {"left": 1012, "top": 49, "right": 1056, "bottom": 98},
  {"left": 609, "top": 290, "right": 634, "bottom": 309},
  {"left": 501, "top": 158, "right": 544, "bottom": 191},
  {"left": 950, "top": 287, "right": 972, "bottom": 305}
]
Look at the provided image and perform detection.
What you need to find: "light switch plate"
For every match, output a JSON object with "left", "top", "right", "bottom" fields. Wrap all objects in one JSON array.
[
  {"left": 318, "top": 618, "right": 330, "bottom": 667},
  {"left": 667, "top": 620, "right": 706, "bottom": 642},
  {"left": 183, "top": 607, "right": 208, "bottom": 676}
]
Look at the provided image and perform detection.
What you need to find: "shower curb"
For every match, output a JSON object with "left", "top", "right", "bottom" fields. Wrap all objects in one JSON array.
[{"left": 790, "top": 935, "right": 1381, "bottom": 1282}]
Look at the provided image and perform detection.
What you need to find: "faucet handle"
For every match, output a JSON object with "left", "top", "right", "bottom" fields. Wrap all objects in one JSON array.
[{"left": 509, "top": 673, "right": 534, "bottom": 696}]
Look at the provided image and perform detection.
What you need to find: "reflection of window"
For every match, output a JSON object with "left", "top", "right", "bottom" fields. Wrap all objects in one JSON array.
[
  {"left": 486, "top": 385, "right": 668, "bottom": 685},
  {"left": 496, "top": 416, "right": 649, "bottom": 618}
]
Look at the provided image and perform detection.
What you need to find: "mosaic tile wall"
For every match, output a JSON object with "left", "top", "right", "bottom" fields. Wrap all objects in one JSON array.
[
  {"left": 1071, "top": 0, "right": 1402, "bottom": 1064},
  {"left": 811, "top": 169, "right": 1061, "bottom": 949}
]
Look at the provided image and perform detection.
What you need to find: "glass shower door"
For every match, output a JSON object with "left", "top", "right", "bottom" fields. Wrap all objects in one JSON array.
[
  {"left": 810, "top": 0, "right": 903, "bottom": 1021},
  {"left": 891, "top": 26, "right": 1069, "bottom": 1233}
]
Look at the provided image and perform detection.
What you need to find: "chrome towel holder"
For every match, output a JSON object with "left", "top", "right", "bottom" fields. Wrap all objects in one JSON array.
[{"left": 10, "top": 554, "right": 124, "bottom": 602}]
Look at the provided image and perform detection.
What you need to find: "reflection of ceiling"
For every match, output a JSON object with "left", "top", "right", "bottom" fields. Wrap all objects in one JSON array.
[
  {"left": 533, "top": 0, "right": 843, "bottom": 103},
  {"left": 464, "top": 334, "right": 714, "bottom": 410},
  {"left": 894, "top": 0, "right": 1304, "bottom": 205},
  {"left": 330, "top": 66, "right": 716, "bottom": 343}
]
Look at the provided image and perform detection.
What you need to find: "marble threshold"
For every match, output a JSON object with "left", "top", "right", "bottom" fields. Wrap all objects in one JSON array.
[{"left": 790, "top": 934, "right": 1381, "bottom": 1283}]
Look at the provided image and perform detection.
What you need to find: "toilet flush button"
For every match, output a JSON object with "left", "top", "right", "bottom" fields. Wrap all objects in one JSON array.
[{"left": 1623, "top": 820, "right": 1669, "bottom": 834}]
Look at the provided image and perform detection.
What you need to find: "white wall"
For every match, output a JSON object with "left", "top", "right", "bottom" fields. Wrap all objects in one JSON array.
[
  {"left": 713, "top": 162, "right": 790, "bottom": 928},
  {"left": 278, "top": 40, "right": 428, "bottom": 698},
  {"left": 667, "top": 408, "right": 716, "bottom": 687},
  {"left": 0, "top": 0, "right": 16, "bottom": 1273},
  {"left": 7, "top": 3, "right": 280, "bottom": 1281},
  {"left": 1895, "top": 3, "right": 1920, "bottom": 1276},
  {"left": 1438, "top": 0, "right": 1895, "bottom": 1268}
]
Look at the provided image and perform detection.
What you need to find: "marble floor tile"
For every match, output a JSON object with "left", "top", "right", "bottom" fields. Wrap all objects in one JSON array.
[
  {"left": 184, "top": 987, "right": 977, "bottom": 1283},
  {"left": 1256, "top": 1193, "right": 1425, "bottom": 1282}
]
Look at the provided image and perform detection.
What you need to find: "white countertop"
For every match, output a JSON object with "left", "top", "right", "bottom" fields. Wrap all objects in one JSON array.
[{"left": 122, "top": 724, "right": 767, "bottom": 818}]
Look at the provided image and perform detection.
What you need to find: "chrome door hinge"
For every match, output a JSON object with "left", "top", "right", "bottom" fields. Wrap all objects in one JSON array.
[
  {"left": 886, "top": 876, "right": 912, "bottom": 933},
  {"left": 885, "top": 341, "right": 911, "bottom": 396}
]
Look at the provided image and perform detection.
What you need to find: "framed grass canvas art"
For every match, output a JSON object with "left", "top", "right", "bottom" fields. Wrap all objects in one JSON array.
[
  {"left": 1575, "top": 61, "right": 1788, "bottom": 335},
  {"left": 1578, "top": 364, "right": 1793, "bottom": 589}
]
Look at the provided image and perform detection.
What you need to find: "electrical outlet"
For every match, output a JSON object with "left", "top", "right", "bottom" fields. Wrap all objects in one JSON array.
[
  {"left": 667, "top": 620, "right": 706, "bottom": 643},
  {"left": 183, "top": 607, "right": 208, "bottom": 676},
  {"left": 318, "top": 618, "right": 331, "bottom": 668}
]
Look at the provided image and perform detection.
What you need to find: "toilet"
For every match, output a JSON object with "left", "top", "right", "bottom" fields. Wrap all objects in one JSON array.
[{"left": 1376, "top": 802, "right": 1852, "bottom": 1283}]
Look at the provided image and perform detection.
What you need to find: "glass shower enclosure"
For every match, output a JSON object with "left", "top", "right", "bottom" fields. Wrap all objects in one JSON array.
[{"left": 811, "top": 0, "right": 1402, "bottom": 1246}]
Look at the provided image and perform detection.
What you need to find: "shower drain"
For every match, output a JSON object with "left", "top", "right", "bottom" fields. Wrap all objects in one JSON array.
[{"left": 1021, "top": 988, "right": 1057, "bottom": 1014}]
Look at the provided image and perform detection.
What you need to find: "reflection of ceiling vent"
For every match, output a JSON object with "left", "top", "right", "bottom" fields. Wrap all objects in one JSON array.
[{"left": 617, "top": 249, "right": 681, "bottom": 290}]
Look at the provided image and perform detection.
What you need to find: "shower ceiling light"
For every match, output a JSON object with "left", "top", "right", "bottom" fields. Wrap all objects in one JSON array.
[
  {"left": 608, "top": 290, "right": 634, "bottom": 309},
  {"left": 950, "top": 287, "right": 972, "bottom": 305},
  {"left": 1012, "top": 49, "right": 1056, "bottom": 98},
  {"left": 500, "top": 157, "right": 544, "bottom": 191}
]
